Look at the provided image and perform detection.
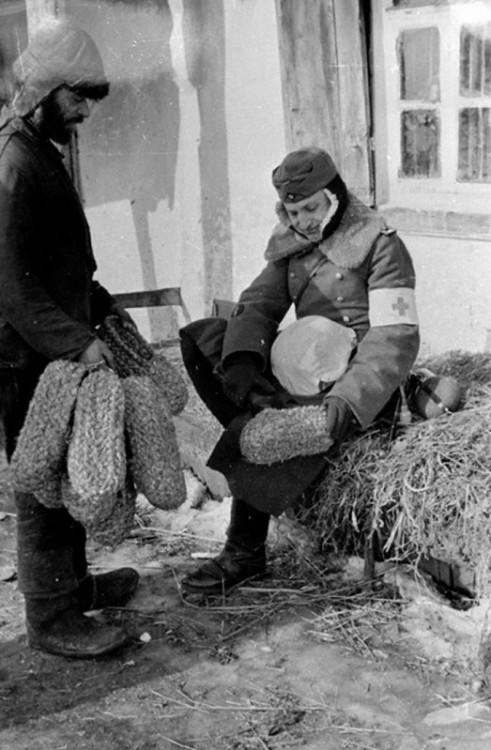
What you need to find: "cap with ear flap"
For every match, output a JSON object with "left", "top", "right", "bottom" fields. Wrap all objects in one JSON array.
[
  {"left": 11, "top": 17, "right": 109, "bottom": 117},
  {"left": 272, "top": 147, "right": 338, "bottom": 203}
]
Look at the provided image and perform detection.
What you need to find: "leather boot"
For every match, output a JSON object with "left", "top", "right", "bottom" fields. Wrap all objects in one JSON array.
[
  {"left": 26, "top": 595, "right": 129, "bottom": 658},
  {"left": 181, "top": 497, "right": 270, "bottom": 595},
  {"left": 76, "top": 568, "right": 140, "bottom": 611}
]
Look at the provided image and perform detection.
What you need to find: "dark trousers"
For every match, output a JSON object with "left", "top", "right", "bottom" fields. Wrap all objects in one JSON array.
[
  {"left": 0, "top": 368, "right": 87, "bottom": 599},
  {"left": 179, "top": 319, "right": 330, "bottom": 516}
]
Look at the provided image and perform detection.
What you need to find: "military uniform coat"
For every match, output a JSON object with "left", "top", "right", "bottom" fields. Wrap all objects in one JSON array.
[{"left": 222, "top": 194, "right": 420, "bottom": 428}]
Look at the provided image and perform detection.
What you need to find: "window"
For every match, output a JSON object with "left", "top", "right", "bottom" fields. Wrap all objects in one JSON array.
[
  {"left": 458, "top": 23, "right": 491, "bottom": 181},
  {"left": 398, "top": 27, "right": 440, "bottom": 177},
  {"left": 380, "top": 0, "right": 491, "bottom": 214}
]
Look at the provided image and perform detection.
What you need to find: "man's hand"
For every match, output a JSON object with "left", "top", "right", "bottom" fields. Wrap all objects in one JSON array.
[
  {"left": 323, "top": 396, "right": 355, "bottom": 443},
  {"left": 77, "top": 337, "right": 115, "bottom": 369},
  {"left": 109, "top": 301, "right": 137, "bottom": 328},
  {"left": 222, "top": 355, "right": 276, "bottom": 407}
]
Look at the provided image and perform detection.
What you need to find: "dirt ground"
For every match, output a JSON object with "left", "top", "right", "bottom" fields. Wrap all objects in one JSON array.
[{"left": 2, "top": 445, "right": 491, "bottom": 750}]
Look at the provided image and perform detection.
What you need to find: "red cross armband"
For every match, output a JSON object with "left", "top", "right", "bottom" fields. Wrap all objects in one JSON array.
[{"left": 368, "top": 288, "right": 419, "bottom": 326}]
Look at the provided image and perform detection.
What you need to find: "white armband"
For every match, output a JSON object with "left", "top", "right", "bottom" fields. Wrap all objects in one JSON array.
[{"left": 368, "top": 287, "right": 418, "bottom": 327}]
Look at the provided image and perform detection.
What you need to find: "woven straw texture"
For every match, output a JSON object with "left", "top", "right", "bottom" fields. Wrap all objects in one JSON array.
[
  {"left": 100, "top": 315, "right": 188, "bottom": 414},
  {"left": 62, "top": 474, "right": 136, "bottom": 546},
  {"left": 10, "top": 360, "right": 88, "bottom": 507},
  {"left": 147, "top": 353, "right": 188, "bottom": 415},
  {"left": 240, "top": 406, "right": 334, "bottom": 464},
  {"left": 91, "top": 477, "right": 137, "bottom": 546},
  {"left": 67, "top": 369, "right": 126, "bottom": 524},
  {"left": 123, "top": 375, "right": 186, "bottom": 510}
]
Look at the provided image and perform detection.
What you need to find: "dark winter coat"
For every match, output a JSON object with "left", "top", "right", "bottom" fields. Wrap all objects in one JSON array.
[{"left": 0, "top": 117, "right": 114, "bottom": 371}]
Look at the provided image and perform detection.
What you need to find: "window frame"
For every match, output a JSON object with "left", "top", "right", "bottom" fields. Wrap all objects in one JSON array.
[{"left": 382, "top": 0, "right": 491, "bottom": 215}]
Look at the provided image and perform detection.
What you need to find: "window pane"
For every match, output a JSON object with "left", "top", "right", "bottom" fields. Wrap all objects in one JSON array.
[
  {"left": 398, "top": 27, "right": 440, "bottom": 102},
  {"left": 400, "top": 109, "right": 440, "bottom": 177},
  {"left": 460, "top": 24, "right": 491, "bottom": 97},
  {"left": 458, "top": 107, "right": 491, "bottom": 182}
]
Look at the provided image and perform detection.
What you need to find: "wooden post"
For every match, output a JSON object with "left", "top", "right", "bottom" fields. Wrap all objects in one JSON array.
[{"left": 275, "top": 0, "right": 373, "bottom": 203}]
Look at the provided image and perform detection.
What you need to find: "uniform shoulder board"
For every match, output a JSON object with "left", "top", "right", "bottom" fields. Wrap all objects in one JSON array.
[{"left": 380, "top": 225, "right": 396, "bottom": 236}]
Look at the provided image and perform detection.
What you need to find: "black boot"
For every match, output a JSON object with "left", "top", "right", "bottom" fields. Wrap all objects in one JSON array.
[
  {"left": 26, "top": 595, "right": 129, "bottom": 658},
  {"left": 76, "top": 568, "right": 140, "bottom": 611},
  {"left": 181, "top": 497, "right": 270, "bottom": 595}
]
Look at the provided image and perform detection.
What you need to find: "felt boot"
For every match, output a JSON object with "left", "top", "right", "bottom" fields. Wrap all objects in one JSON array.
[
  {"left": 76, "top": 568, "right": 140, "bottom": 611},
  {"left": 26, "top": 595, "right": 129, "bottom": 658},
  {"left": 181, "top": 497, "right": 269, "bottom": 595}
]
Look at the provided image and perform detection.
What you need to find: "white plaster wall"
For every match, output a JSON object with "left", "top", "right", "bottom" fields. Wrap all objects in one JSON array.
[
  {"left": 403, "top": 232, "right": 491, "bottom": 356},
  {"left": 224, "top": 0, "right": 286, "bottom": 297},
  {"left": 68, "top": 3, "right": 491, "bottom": 356},
  {"left": 71, "top": 0, "right": 284, "bottom": 340}
]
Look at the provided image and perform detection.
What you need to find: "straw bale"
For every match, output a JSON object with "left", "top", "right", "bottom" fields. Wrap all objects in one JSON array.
[
  {"left": 123, "top": 375, "right": 186, "bottom": 510},
  {"left": 240, "top": 406, "right": 334, "bottom": 464},
  {"left": 67, "top": 368, "right": 126, "bottom": 523},
  {"left": 100, "top": 315, "right": 188, "bottom": 414},
  {"left": 297, "top": 351, "right": 491, "bottom": 596},
  {"left": 10, "top": 360, "right": 88, "bottom": 507}
]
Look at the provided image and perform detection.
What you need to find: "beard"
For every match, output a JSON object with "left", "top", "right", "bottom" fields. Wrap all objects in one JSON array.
[{"left": 35, "top": 94, "right": 82, "bottom": 145}]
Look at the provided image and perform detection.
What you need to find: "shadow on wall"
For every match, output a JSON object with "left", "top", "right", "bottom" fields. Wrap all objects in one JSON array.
[
  {"left": 83, "top": 75, "right": 179, "bottom": 213},
  {"left": 71, "top": 0, "right": 233, "bottom": 329},
  {"left": 68, "top": 0, "right": 181, "bottom": 339}
]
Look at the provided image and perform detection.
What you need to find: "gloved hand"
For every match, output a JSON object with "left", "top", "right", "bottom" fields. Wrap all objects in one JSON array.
[
  {"left": 323, "top": 396, "right": 355, "bottom": 443},
  {"left": 221, "top": 354, "right": 276, "bottom": 407}
]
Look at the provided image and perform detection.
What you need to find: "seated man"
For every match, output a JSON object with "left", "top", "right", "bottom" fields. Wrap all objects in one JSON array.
[{"left": 179, "top": 146, "right": 420, "bottom": 596}]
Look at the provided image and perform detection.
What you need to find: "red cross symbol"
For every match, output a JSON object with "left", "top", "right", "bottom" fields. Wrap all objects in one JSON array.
[{"left": 392, "top": 296, "right": 410, "bottom": 316}]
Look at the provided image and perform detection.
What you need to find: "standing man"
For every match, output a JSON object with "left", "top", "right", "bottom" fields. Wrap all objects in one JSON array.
[
  {"left": 0, "top": 18, "right": 138, "bottom": 657},
  {"left": 179, "top": 147, "right": 420, "bottom": 596}
]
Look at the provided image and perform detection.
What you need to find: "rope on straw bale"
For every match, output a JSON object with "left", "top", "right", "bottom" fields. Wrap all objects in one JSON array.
[
  {"left": 10, "top": 360, "right": 88, "bottom": 508},
  {"left": 99, "top": 315, "right": 188, "bottom": 415},
  {"left": 296, "top": 351, "right": 491, "bottom": 598}
]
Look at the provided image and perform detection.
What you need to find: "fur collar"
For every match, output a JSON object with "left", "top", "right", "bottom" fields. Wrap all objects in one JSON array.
[{"left": 265, "top": 193, "right": 388, "bottom": 269}]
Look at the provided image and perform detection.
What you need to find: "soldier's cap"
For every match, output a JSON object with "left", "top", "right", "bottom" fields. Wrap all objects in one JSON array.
[
  {"left": 272, "top": 147, "right": 338, "bottom": 203},
  {"left": 11, "top": 17, "right": 109, "bottom": 117}
]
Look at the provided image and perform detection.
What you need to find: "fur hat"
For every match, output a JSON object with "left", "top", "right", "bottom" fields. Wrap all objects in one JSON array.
[
  {"left": 11, "top": 17, "right": 109, "bottom": 116},
  {"left": 272, "top": 147, "right": 338, "bottom": 203}
]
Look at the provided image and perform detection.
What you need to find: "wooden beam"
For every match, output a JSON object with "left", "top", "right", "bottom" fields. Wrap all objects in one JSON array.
[{"left": 112, "top": 287, "right": 183, "bottom": 310}]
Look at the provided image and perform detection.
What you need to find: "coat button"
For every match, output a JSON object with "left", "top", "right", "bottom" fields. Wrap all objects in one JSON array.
[
  {"left": 342, "top": 315, "right": 351, "bottom": 323},
  {"left": 290, "top": 272, "right": 295, "bottom": 278},
  {"left": 336, "top": 295, "right": 344, "bottom": 302},
  {"left": 335, "top": 272, "right": 344, "bottom": 280}
]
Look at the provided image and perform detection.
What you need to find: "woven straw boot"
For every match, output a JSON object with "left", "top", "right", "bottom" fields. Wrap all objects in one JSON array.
[{"left": 180, "top": 497, "right": 269, "bottom": 595}]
